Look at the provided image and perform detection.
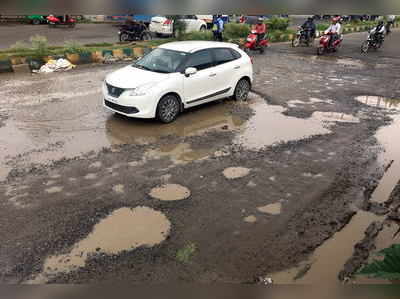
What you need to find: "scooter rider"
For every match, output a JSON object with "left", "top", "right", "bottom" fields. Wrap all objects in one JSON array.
[
  {"left": 325, "top": 17, "right": 342, "bottom": 49},
  {"left": 370, "top": 20, "right": 386, "bottom": 42},
  {"left": 301, "top": 17, "right": 316, "bottom": 40},
  {"left": 252, "top": 17, "right": 267, "bottom": 47}
]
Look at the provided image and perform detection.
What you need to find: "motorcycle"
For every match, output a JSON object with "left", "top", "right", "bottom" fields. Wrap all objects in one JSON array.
[
  {"left": 317, "top": 33, "right": 343, "bottom": 55},
  {"left": 292, "top": 26, "right": 314, "bottom": 47},
  {"left": 243, "top": 30, "right": 269, "bottom": 54},
  {"left": 118, "top": 24, "right": 152, "bottom": 42},
  {"left": 47, "top": 15, "right": 76, "bottom": 28},
  {"left": 361, "top": 31, "right": 384, "bottom": 53}
]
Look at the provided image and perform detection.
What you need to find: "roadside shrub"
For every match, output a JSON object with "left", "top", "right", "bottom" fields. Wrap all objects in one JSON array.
[
  {"left": 9, "top": 41, "right": 30, "bottom": 53},
  {"left": 316, "top": 23, "right": 329, "bottom": 31},
  {"left": 265, "top": 17, "right": 290, "bottom": 31},
  {"left": 84, "top": 42, "right": 113, "bottom": 47},
  {"left": 224, "top": 23, "right": 250, "bottom": 39},
  {"left": 30, "top": 35, "right": 50, "bottom": 57},
  {"left": 182, "top": 31, "right": 213, "bottom": 41},
  {"left": 64, "top": 40, "right": 86, "bottom": 54}
]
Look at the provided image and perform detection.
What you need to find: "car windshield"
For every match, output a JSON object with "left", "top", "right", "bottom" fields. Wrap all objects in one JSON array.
[{"left": 133, "top": 48, "right": 188, "bottom": 73}]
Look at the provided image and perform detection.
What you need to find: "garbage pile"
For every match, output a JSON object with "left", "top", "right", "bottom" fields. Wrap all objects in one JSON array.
[{"left": 33, "top": 58, "right": 76, "bottom": 74}]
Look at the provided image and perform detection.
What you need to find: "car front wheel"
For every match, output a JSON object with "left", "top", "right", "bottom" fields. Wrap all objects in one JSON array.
[
  {"left": 233, "top": 78, "right": 250, "bottom": 101},
  {"left": 156, "top": 94, "right": 180, "bottom": 123}
]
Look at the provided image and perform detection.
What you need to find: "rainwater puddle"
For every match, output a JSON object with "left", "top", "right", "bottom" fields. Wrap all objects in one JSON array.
[
  {"left": 310, "top": 56, "right": 365, "bottom": 68},
  {"left": 223, "top": 167, "right": 251, "bottom": 179},
  {"left": 271, "top": 211, "right": 383, "bottom": 284},
  {"left": 312, "top": 112, "right": 360, "bottom": 123},
  {"left": 144, "top": 143, "right": 211, "bottom": 165},
  {"left": 27, "top": 207, "right": 170, "bottom": 284},
  {"left": 355, "top": 96, "right": 400, "bottom": 111},
  {"left": 371, "top": 114, "right": 400, "bottom": 203},
  {"left": 235, "top": 99, "right": 332, "bottom": 150},
  {"left": 149, "top": 184, "right": 191, "bottom": 201}
]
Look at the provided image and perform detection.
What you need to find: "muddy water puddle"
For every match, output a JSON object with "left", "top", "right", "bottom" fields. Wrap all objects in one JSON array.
[
  {"left": 235, "top": 100, "right": 332, "bottom": 150},
  {"left": 370, "top": 114, "right": 400, "bottom": 203},
  {"left": 27, "top": 206, "right": 171, "bottom": 284},
  {"left": 270, "top": 211, "right": 383, "bottom": 284}
]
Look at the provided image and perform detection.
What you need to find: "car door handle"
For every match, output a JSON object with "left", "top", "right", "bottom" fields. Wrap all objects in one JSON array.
[
  {"left": 234, "top": 66, "right": 240, "bottom": 69},
  {"left": 209, "top": 73, "right": 217, "bottom": 77}
]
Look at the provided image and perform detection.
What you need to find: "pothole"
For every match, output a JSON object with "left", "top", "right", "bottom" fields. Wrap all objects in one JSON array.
[
  {"left": 258, "top": 202, "right": 282, "bottom": 215},
  {"left": 149, "top": 184, "right": 191, "bottom": 201},
  {"left": 27, "top": 207, "right": 170, "bottom": 283},
  {"left": 355, "top": 96, "right": 400, "bottom": 111},
  {"left": 223, "top": 167, "right": 251, "bottom": 179}
]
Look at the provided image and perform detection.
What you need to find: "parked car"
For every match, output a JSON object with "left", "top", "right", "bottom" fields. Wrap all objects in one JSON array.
[
  {"left": 150, "top": 15, "right": 207, "bottom": 37},
  {"left": 103, "top": 41, "right": 253, "bottom": 123}
]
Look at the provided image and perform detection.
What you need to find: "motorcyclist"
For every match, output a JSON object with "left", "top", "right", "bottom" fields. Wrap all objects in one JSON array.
[
  {"left": 370, "top": 20, "right": 386, "bottom": 43},
  {"left": 386, "top": 15, "right": 395, "bottom": 34},
  {"left": 301, "top": 17, "right": 316, "bottom": 41},
  {"left": 325, "top": 17, "right": 342, "bottom": 49},
  {"left": 252, "top": 17, "right": 267, "bottom": 46}
]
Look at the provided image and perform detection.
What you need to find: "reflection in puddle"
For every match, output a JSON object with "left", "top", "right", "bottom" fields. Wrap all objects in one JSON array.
[
  {"left": 257, "top": 202, "right": 282, "bottom": 215},
  {"left": 105, "top": 101, "right": 246, "bottom": 146},
  {"left": 355, "top": 96, "right": 400, "bottom": 111},
  {"left": 312, "top": 112, "right": 360, "bottom": 123},
  {"left": 27, "top": 207, "right": 170, "bottom": 284},
  {"left": 271, "top": 211, "right": 383, "bottom": 284},
  {"left": 144, "top": 143, "right": 211, "bottom": 164},
  {"left": 371, "top": 115, "right": 400, "bottom": 203},
  {"left": 236, "top": 101, "right": 332, "bottom": 150}
]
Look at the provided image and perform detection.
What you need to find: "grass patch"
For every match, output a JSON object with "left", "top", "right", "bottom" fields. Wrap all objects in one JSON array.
[{"left": 176, "top": 242, "right": 197, "bottom": 264}]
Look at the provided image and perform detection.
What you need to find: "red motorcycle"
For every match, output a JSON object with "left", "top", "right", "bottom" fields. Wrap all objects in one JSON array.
[
  {"left": 317, "top": 32, "right": 343, "bottom": 55},
  {"left": 47, "top": 15, "right": 76, "bottom": 28},
  {"left": 244, "top": 30, "right": 269, "bottom": 54}
]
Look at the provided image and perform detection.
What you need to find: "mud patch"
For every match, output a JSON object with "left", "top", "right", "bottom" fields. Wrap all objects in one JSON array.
[
  {"left": 257, "top": 202, "right": 282, "bottom": 215},
  {"left": 27, "top": 207, "right": 170, "bottom": 283},
  {"left": 149, "top": 184, "right": 191, "bottom": 201},
  {"left": 223, "top": 167, "right": 251, "bottom": 179}
]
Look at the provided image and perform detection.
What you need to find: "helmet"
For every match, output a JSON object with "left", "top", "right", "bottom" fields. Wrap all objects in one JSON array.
[
  {"left": 378, "top": 20, "right": 384, "bottom": 25},
  {"left": 332, "top": 16, "right": 340, "bottom": 23},
  {"left": 258, "top": 17, "right": 263, "bottom": 23}
]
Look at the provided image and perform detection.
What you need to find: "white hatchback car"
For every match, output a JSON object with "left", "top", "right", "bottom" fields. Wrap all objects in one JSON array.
[
  {"left": 103, "top": 41, "right": 253, "bottom": 123},
  {"left": 150, "top": 15, "right": 208, "bottom": 37}
]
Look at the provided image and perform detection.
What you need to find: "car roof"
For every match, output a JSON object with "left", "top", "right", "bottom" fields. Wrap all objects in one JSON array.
[{"left": 159, "top": 41, "right": 239, "bottom": 53}]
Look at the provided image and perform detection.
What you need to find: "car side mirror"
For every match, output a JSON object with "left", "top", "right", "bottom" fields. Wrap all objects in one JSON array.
[{"left": 185, "top": 67, "right": 197, "bottom": 77}]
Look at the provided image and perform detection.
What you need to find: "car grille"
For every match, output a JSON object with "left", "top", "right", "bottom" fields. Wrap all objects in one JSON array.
[
  {"left": 106, "top": 83, "right": 125, "bottom": 98},
  {"left": 104, "top": 99, "right": 139, "bottom": 114}
]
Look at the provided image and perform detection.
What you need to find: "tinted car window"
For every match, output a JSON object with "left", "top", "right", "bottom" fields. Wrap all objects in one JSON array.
[
  {"left": 185, "top": 50, "right": 214, "bottom": 71},
  {"left": 212, "top": 48, "right": 236, "bottom": 65},
  {"left": 230, "top": 49, "right": 242, "bottom": 59}
]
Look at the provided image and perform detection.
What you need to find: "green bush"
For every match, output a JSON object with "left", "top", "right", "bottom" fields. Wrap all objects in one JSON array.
[
  {"left": 316, "top": 23, "right": 329, "bottom": 31},
  {"left": 224, "top": 23, "right": 250, "bottom": 39},
  {"left": 84, "top": 42, "right": 114, "bottom": 47},
  {"left": 358, "top": 244, "right": 400, "bottom": 281},
  {"left": 182, "top": 31, "right": 213, "bottom": 41},
  {"left": 64, "top": 40, "right": 86, "bottom": 54},
  {"left": 30, "top": 35, "right": 50, "bottom": 57},
  {"left": 265, "top": 17, "right": 290, "bottom": 31}
]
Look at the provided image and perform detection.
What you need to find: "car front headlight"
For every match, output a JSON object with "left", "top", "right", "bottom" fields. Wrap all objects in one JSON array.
[{"left": 125, "top": 83, "right": 156, "bottom": 96}]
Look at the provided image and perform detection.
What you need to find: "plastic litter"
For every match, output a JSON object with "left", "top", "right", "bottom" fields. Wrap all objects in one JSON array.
[{"left": 33, "top": 58, "right": 76, "bottom": 74}]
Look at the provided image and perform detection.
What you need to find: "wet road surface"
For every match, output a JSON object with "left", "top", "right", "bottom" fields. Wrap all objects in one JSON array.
[{"left": 0, "top": 30, "right": 400, "bottom": 284}]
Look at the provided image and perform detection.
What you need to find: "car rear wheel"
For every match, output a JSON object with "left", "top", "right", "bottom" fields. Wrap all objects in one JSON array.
[
  {"left": 233, "top": 78, "right": 250, "bottom": 101},
  {"left": 200, "top": 26, "right": 206, "bottom": 32},
  {"left": 157, "top": 95, "right": 180, "bottom": 123}
]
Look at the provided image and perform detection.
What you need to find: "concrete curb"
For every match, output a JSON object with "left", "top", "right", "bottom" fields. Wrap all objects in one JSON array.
[{"left": 1, "top": 45, "right": 154, "bottom": 73}]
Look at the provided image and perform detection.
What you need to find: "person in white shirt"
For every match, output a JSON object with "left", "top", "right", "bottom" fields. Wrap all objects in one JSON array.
[
  {"left": 324, "top": 17, "right": 342, "bottom": 49},
  {"left": 386, "top": 15, "right": 395, "bottom": 33},
  {"left": 370, "top": 20, "right": 386, "bottom": 44}
]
